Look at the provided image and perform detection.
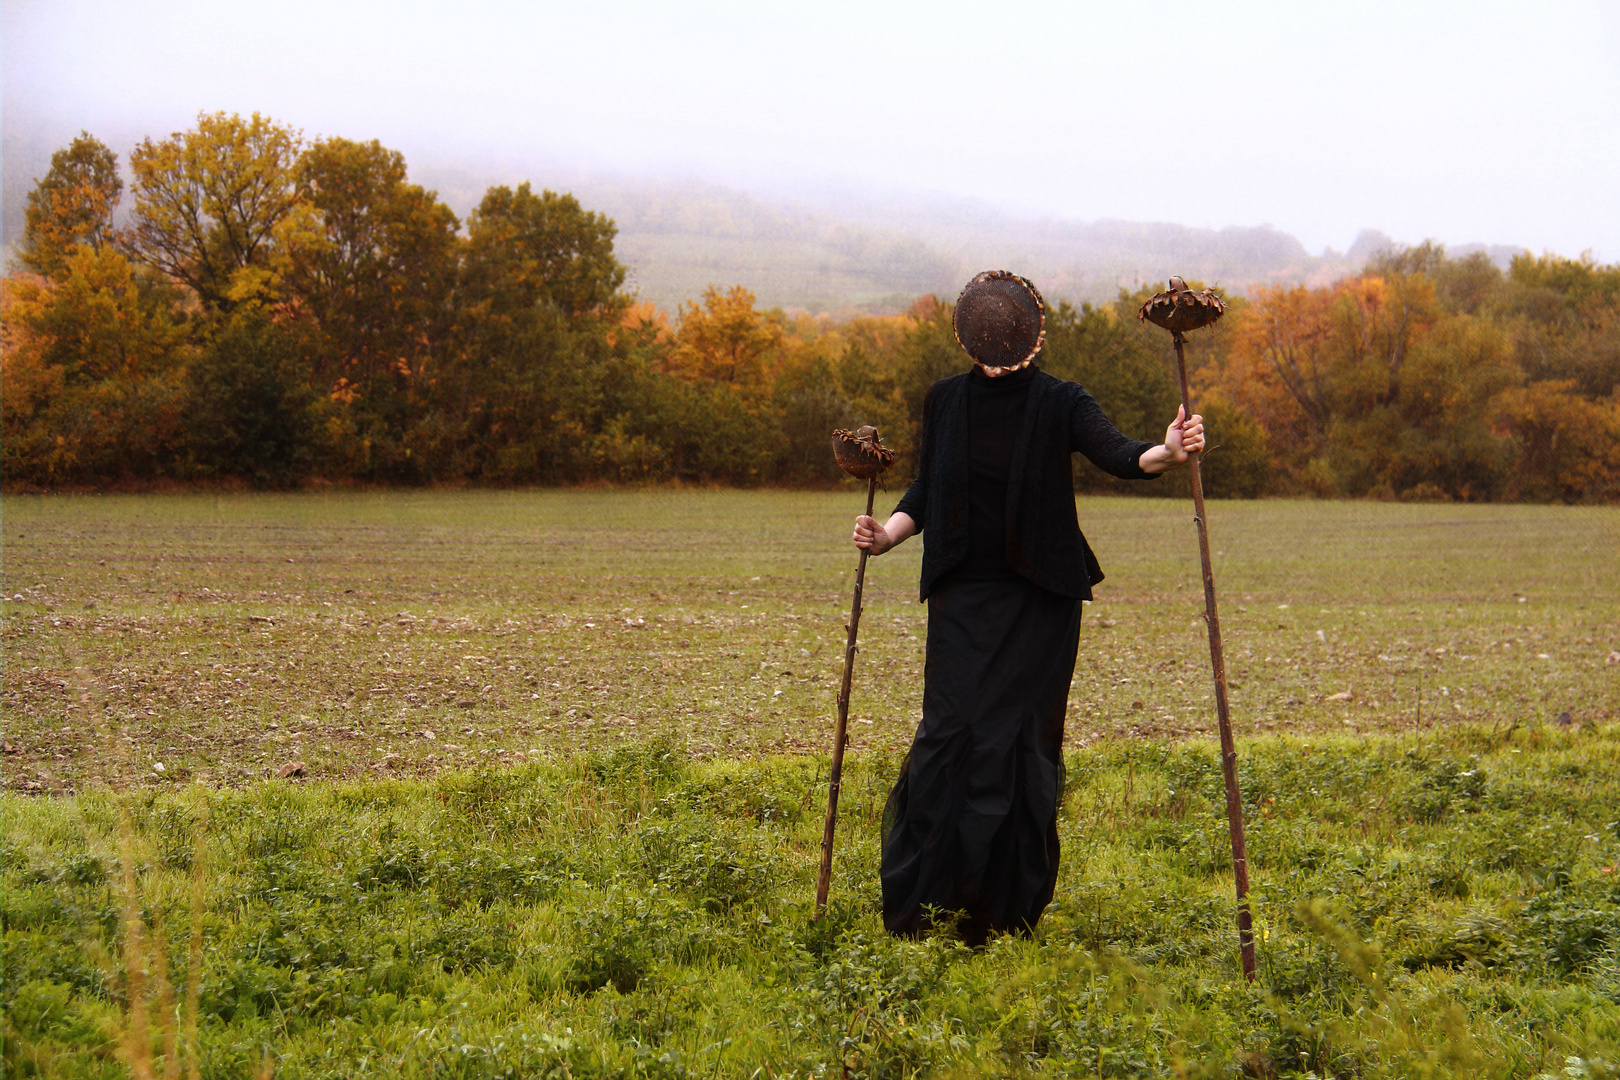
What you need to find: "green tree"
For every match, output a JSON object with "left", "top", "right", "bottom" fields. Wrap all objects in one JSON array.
[
  {"left": 21, "top": 132, "right": 123, "bottom": 278},
  {"left": 1504, "top": 253, "right": 1620, "bottom": 399},
  {"left": 182, "top": 310, "right": 321, "bottom": 486},
  {"left": 1194, "top": 397, "right": 1274, "bottom": 498},
  {"left": 282, "top": 138, "right": 460, "bottom": 478},
  {"left": 285, "top": 137, "right": 460, "bottom": 388},
  {"left": 427, "top": 183, "right": 630, "bottom": 482},
  {"left": 123, "top": 112, "right": 305, "bottom": 310},
  {"left": 461, "top": 183, "right": 626, "bottom": 320},
  {"left": 878, "top": 296, "right": 968, "bottom": 480}
]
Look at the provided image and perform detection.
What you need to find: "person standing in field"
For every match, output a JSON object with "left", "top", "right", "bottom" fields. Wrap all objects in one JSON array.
[{"left": 852, "top": 270, "right": 1204, "bottom": 945}]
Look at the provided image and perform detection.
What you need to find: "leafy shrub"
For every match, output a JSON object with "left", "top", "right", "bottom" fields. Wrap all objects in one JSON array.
[
  {"left": 564, "top": 893, "right": 668, "bottom": 994},
  {"left": 425, "top": 908, "right": 517, "bottom": 973},
  {"left": 1400, "top": 909, "right": 1513, "bottom": 971},
  {"left": 636, "top": 817, "right": 777, "bottom": 912},
  {"left": 1523, "top": 881, "right": 1620, "bottom": 975}
]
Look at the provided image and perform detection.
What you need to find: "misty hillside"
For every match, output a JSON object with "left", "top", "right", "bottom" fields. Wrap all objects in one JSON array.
[
  {"left": 4, "top": 119, "right": 1527, "bottom": 315},
  {"left": 361, "top": 168, "right": 1537, "bottom": 314}
]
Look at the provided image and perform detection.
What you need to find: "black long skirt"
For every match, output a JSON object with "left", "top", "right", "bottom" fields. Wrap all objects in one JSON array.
[{"left": 880, "top": 574, "right": 1081, "bottom": 946}]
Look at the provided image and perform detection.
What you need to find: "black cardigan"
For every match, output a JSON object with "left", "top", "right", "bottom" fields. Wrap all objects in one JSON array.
[{"left": 892, "top": 369, "right": 1158, "bottom": 601}]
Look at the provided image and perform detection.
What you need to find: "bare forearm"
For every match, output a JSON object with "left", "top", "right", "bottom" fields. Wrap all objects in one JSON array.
[
  {"left": 1138, "top": 444, "right": 1185, "bottom": 475},
  {"left": 879, "top": 512, "right": 917, "bottom": 552},
  {"left": 852, "top": 511, "right": 917, "bottom": 555}
]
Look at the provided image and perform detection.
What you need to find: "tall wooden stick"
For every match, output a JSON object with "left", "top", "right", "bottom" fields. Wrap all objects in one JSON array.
[
  {"left": 1172, "top": 329, "right": 1256, "bottom": 982},
  {"left": 815, "top": 475, "right": 877, "bottom": 912}
]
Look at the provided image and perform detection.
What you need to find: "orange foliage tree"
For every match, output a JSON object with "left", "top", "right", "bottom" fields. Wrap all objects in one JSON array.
[{"left": 2, "top": 248, "right": 189, "bottom": 485}]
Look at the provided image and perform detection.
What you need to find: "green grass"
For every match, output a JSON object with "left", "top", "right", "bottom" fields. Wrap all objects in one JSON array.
[
  {"left": 3, "top": 492, "right": 1620, "bottom": 1076},
  {"left": 5, "top": 731, "right": 1620, "bottom": 1076}
]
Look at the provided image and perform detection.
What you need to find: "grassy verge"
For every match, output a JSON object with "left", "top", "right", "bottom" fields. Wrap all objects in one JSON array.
[{"left": 5, "top": 726, "right": 1620, "bottom": 1077}]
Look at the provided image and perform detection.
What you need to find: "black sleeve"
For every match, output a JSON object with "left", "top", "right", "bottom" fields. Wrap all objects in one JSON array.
[
  {"left": 891, "top": 384, "right": 935, "bottom": 529},
  {"left": 1068, "top": 386, "right": 1158, "bottom": 480}
]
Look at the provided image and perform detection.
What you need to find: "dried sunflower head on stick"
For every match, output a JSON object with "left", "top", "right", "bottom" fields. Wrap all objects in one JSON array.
[
  {"left": 831, "top": 426, "right": 895, "bottom": 480},
  {"left": 1138, "top": 276, "right": 1226, "bottom": 335}
]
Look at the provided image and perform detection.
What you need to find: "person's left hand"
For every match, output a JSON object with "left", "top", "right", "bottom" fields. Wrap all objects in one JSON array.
[{"left": 1165, "top": 405, "right": 1205, "bottom": 462}]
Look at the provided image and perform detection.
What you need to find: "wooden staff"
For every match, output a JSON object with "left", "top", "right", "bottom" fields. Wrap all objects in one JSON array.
[
  {"left": 817, "top": 428, "right": 894, "bottom": 913},
  {"left": 1140, "top": 280, "right": 1256, "bottom": 982}
]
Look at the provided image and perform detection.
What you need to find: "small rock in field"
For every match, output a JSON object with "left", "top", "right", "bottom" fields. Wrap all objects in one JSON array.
[
  {"left": 1131, "top": 700, "right": 1144, "bottom": 710},
  {"left": 153, "top": 762, "right": 166, "bottom": 773},
  {"left": 1608, "top": 652, "right": 1620, "bottom": 665},
  {"left": 1, "top": 742, "right": 15, "bottom": 754},
  {"left": 421, "top": 730, "right": 436, "bottom": 740},
  {"left": 457, "top": 699, "right": 476, "bottom": 708},
  {"left": 1556, "top": 711, "right": 1574, "bottom": 727},
  {"left": 276, "top": 761, "right": 307, "bottom": 778},
  {"left": 1327, "top": 690, "right": 1354, "bottom": 702}
]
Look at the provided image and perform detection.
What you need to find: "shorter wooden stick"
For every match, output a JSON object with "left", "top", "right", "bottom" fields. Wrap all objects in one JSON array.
[{"left": 815, "top": 475, "right": 877, "bottom": 912}]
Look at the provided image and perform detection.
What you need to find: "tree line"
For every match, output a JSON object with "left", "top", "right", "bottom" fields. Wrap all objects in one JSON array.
[{"left": 4, "top": 113, "right": 1617, "bottom": 501}]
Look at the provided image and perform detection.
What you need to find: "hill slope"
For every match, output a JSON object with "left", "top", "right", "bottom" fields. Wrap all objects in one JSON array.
[{"left": 4, "top": 114, "right": 1526, "bottom": 314}]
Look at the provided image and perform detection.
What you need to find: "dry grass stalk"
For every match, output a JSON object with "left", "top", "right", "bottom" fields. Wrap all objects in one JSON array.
[{"left": 59, "top": 641, "right": 211, "bottom": 1078}]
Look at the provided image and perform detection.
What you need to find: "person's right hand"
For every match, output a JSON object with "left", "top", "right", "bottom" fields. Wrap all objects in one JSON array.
[{"left": 853, "top": 514, "right": 891, "bottom": 555}]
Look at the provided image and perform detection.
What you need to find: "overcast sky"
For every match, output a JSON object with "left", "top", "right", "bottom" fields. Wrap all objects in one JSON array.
[{"left": 5, "top": 0, "right": 1617, "bottom": 259}]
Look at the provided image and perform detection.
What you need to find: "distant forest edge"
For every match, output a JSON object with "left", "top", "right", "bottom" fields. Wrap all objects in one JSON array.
[{"left": 4, "top": 115, "right": 1617, "bottom": 502}]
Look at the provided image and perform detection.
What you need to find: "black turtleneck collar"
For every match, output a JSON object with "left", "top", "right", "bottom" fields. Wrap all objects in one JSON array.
[{"left": 969, "top": 363, "right": 1039, "bottom": 389}]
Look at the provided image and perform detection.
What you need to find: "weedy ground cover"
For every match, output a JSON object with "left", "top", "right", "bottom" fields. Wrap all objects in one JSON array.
[{"left": 5, "top": 730, "right": 1620, "bottom": 1076}]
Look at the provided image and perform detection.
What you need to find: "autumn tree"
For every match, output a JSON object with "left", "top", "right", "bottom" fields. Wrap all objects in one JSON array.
[
  {"left": 1225, "top": 283, "right": 1337, "bottom": 460},
  {"left": 21, "top": 133, "right": 123, "bottom": 278},
  {"left": 646, "top": 286, "right": 783, "bottom": 481},
  {"left": 844, "top": 295, "right": 962, "bottom": 481},
  {"left": 668, "top": 286, "right": 783, "bottom": 389},
  {"left": 1492, "top": 380, "right": 1620, "bottom": 502},
  {"left": 2, "top": 247, "right": 189, "bottom": 484},
  {"left": 123, "top": 112, "right": 305, "bottom": 310}
]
